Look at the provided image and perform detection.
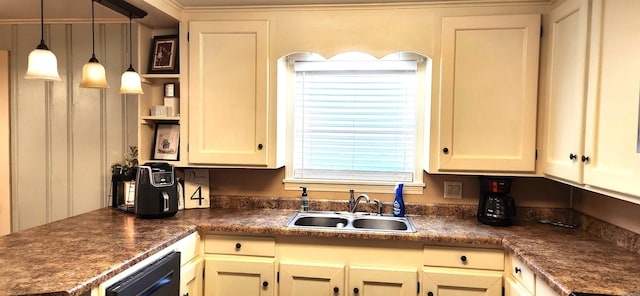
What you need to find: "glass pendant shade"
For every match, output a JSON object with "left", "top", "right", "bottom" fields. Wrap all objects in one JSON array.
[
  {"left": 24, "top": 46, "right": 61, "bottom": 81},
  {"left": 25, "top": 0, "right": 60, "bottom": 81},
  {"left": 120, "top": 66, "right": 143, "bottom": 94},
  {"left": 80, "top": 0, "right": 108, "bottom": 89},
  {"left": 79, "top": 56, "right": 108, "bottom": 88}
]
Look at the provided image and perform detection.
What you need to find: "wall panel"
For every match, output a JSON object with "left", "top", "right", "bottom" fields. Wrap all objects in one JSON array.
[{"left": 0, "top": 22, "right": 136, "bottom": 231}]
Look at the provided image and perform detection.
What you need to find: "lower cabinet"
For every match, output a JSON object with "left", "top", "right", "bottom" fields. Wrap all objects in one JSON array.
[
  {"left": 505, "top": 253, "right": 559, "bottom": 296},
  {"left": 505, "top": 276, "right": 534, "bottom": 296},
  {"left": 423, "top": 267, "right": 503, "bottom": 296},
  {"left": 279, "top": 262, "right": 344, "bottom": 296},
  {"left": 181, "top": 257, "right": 204, "bottom": 296},
  {"left": 203, "top": 234, "right": 276, "bottom": 296},
  {"left": 423, "top": 246, "right": 504, "bottom": 296},
  {"left": 204, "top": 255, "right": 275, "bottom": 296},
  {"left": 277, "top": 237, "right": 421, "bottom": 296},
  {"left": 349, "top": 265, "right": 418, "bottom": 296}
]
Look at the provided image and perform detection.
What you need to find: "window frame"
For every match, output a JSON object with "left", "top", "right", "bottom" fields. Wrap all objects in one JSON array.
[{"left": 280, "top": 52, "right": 430, "bottom": 194}]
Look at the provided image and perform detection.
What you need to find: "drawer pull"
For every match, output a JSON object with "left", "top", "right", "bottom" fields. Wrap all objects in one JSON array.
[
  {"left": 354, "top": 287, "right": 359, "bottom": 294},
  {"left": 428, "top": 292, "right": 434, "bottom": 296},
  {"left": 333, "top": 287, "right": 339, "bottom": 293},
  {"left": 235, "top": 243, "right": 242, "bottom": 249},
  {"left": 460, "top": 255, "right": 467, "bottom": 263},
  {"left": 263, "top": 281, "right": 269, "bottom": 287},
  {"left": 515, "top": 267, "right": 521, "bottom": 274}
]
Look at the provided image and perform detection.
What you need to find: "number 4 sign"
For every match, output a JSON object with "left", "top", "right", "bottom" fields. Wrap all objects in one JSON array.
[{"left": 184, "top": 169, "right": 210, "bottom": 209}]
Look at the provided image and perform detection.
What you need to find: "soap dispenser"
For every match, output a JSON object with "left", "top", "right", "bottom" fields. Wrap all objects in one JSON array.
[
  {"left": 393, "top": 183, "right": 405, "bottom": 217},
  {"left": 300, "top": 186, "right": 309, "bottom": 212}
]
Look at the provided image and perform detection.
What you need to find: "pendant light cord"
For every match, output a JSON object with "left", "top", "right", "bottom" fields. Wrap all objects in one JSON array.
[
  {"left": 129, "top": 16, "right": 133, "bottom": 68},
  {"left": 39, "top": 0, "right": 44, "bottom": 43},
  {"left": 90, "top": 0, "right": 97, "bottom": 61}
]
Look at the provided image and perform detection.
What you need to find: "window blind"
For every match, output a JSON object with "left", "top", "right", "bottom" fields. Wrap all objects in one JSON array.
[{"left": 293, "top": 60, "right": 417, "bottom": 182}]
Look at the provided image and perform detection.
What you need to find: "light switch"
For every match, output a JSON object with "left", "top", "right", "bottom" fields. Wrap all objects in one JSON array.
[{"left": 444, "top": 181, "right": 463, "bottom": 199}]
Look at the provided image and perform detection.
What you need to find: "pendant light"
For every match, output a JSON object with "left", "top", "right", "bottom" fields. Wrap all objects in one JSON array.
[
  {"left": 24, "top": 0, "right": 61, "bottom": 81},
  {"left": 120, "top": 16, "right": 143, "bottom": 94},
  {"left": 80, "top": 0, "right": 108, "bottom": 88}
]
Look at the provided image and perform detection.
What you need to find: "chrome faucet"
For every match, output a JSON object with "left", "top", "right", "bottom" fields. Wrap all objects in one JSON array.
[
  {"left": 373, "top": 199, "right": 383, "bottom": 215},
  {"left": 350, "top": 194, "right": 370, "bottom": 213},
  {"left": 348, "top": 189, "right": 355, "bottom": 212}
]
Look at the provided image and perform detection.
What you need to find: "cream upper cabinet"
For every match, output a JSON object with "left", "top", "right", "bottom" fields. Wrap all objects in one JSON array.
[
  {"left": 188, "top": 20, "right": 270, "bottom": 166},
  {"left": 541, "top": 0, "right": 591, "bottom": 184},
  {"left": 581, "top": 0, "right": 640, "bottom": 199},
  {"left": 542, "top": 0, "right": 640, "bottom": 201},
  {"left": 431, "top": 14, "right": 540, "bottom": 173}
]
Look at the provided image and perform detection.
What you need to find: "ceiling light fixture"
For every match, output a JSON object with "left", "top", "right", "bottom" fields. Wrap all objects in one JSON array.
[
  {"left": 80, "top": 0, "right": 109, "bottom": 89},
  {"left": 120, "top": 16, "right": 143, "bottom": 94},
  {"left": 24, "top": 0, "right": 61, "bottom": 81}
]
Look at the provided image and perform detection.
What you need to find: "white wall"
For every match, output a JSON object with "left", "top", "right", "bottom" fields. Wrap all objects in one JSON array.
[{"left": 0, "top": 22, "right": 139, "bottom": 231}]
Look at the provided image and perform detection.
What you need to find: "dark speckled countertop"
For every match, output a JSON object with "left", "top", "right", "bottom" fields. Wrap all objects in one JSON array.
[{"left": 0, "top": 205, "right": 639, "bottom": 296}]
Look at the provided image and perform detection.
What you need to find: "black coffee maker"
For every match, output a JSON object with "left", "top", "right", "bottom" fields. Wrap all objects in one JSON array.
[
  {"left": 477, "top": 176, "right": 516, "bottom": 226},
  {"left": 134, "top": 162, "right": 178, "bottom": 218}
]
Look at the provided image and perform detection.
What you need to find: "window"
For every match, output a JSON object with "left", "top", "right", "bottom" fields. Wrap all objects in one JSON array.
[{"left": 281, "top": 52, "right": 430, "bottom": 193}]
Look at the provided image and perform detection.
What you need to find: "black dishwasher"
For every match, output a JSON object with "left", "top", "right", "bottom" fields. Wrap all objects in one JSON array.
[{"left": 106, "top": 251, "right": 180, "bottom": 296}]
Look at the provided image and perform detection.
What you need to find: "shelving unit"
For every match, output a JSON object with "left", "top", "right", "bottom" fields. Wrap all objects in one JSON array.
[{"left": 138, "top": 73, "right": 181, "bottom": 164}]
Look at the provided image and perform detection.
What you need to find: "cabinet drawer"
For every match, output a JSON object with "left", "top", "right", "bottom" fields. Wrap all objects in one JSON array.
[
  {"left": 509, "top": 254, "right": 535, "bottom": 294},
  {"left": 204, "top": 234, "right": 275, "bottom": 257},
  {"left": 424, "top": 246, "right": 504, "bottom": 270}
]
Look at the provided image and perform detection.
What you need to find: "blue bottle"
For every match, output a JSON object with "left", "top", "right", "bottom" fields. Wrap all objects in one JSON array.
[{"left": 393, "top": 183, "right": 405, "bottom": 217}]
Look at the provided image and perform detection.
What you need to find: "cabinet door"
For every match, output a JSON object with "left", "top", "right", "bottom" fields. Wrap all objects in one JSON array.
[
  {"left": 436, "top": 14, "right": 540, "bottom": 173},
  {"left": 542, "top": 0, "right": 591, "bottom": 183},
  {"left": 504, "top": 277, "right": 533, "bottom": 296},
  {"left": 423, "top": 267, "right": 502, "bottom": 296},
  {"left": 349, "top": 266, "right": 417, "bottom": 296},
  {"left": 583, "top": 0, "right": 640, "bottom": 198},
  {"left": 535, "top": 278, "right": 560, "bottom": 296},
  {"left": 181, "top": 258, "right": 204, "bottom": 296},
  {"left": 188, "top": 20, "right": 269, "bottom": 166},
  {"left": 204, "top": 255, "right": 275, "bottom": 296},
  {"left": 279, "top": 262, "right": 345, "bottom": 296}
]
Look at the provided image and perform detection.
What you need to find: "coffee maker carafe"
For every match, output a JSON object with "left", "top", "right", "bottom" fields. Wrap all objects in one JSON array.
[
  {"left": 477, "top": 177, "right": 516, "bottom": 226},
  {"left": 134, "top": 162, "right": 178, "bottom": 218}
]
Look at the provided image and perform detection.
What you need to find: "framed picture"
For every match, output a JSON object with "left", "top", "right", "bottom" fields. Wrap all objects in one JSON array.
[
  {"left": 148, "top": 35, "right": 179, "bottom": 74},
  {"left": 152, "top": 123, "right": 180, "bottom": 160}
]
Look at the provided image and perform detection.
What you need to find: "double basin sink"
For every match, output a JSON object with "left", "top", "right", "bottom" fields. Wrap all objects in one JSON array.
[{"left": 285, "top": 211, "right": 417, "bottom": 233}]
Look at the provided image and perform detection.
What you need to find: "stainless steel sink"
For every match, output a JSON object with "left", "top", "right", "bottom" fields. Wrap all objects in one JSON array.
[{"left": 285, "top": 211, "right": 416, "bottom": 233}]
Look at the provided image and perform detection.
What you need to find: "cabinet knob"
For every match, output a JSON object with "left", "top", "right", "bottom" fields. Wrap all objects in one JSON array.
[
  {"left": 263, "top": 281, "right": 269, "bottom": 287},
  {"left": 581, "top": 155, "right": 590, "bottom": 163},
  {"left": 333, "top": 287, "right": 339, "bottom": 293},
  {"left": 515, "top": 267, "right": 521, "bottom": 274},
  {"left": 428, "top": 292, "right": 434, "bottom": 296},
  {"left": 354, "top": 287, "right": 359, "bottom": 294},
  {"left": 569, "top": 153, "right": 577, "bottom": 160},
  {"left": 258, "top": 144, "right": 264, "bottom": 150},
  {"left": 235, "top": 243, "right": 242, "bottom": 249},
  {"left": 460, "top": 255, "right": 467, "bottom": 262},
  {"left": 442, "top": 147, "right": 449, "bottom": 154}
]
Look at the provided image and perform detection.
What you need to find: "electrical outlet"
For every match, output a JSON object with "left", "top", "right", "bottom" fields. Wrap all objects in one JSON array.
[{"left": 444, "top": 181, "right": 463, "bottom": 199}]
